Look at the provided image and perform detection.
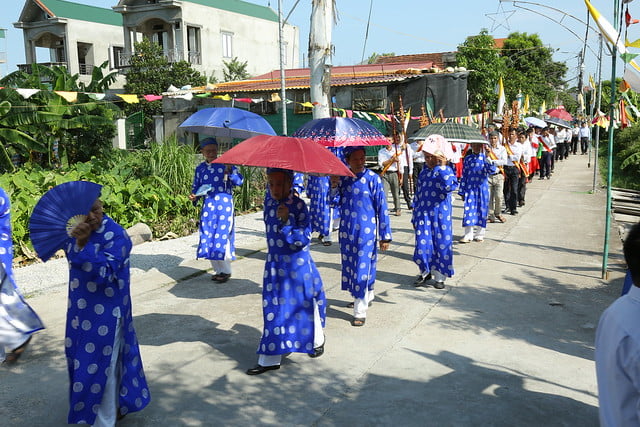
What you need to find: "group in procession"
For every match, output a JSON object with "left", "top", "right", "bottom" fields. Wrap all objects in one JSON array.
[{"left": 0, "top": 114, "right": 589, "bottom": 425}]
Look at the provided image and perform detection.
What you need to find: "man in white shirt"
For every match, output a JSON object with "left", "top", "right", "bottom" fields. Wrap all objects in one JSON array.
[
  {"left": 410, "top": 139, "right": 425, "bottom": 190},
  {"left": 485, "top": 132, "right": 507, "bottom": 223},
  {"left": 579, "top": 122, "right": 591, "bottom": 155},
  {"left": 596, "top": 222, "right": 640, "bottom": 426},
  {"left": 502, "top": 128, "right": 523, "bottom": 215},
  {"left": 517, "top": 130, "right": 532, "bottom": 207},
  {"left": 398, "top": 138, "right": 414, "bottom": 210},
  {"left": 554, "top": 127, "right": 568, "bottom": 162}
]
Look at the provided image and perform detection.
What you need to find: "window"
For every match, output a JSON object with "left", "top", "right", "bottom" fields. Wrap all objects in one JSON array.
[
  {"left": 352, "top": 87, "right": 387, "bottom": 111},
  {"left": 111, "top": 46, "right": 125, "bottom": 68},
  {"left": 187, "top": 26, "right": 201, "bottom": 64},
  {"left": 221, "top": 32, "right": 233, "bottom": 58},
  {"left": 77, "top": 42, "right": 93, "bottom": 75}
]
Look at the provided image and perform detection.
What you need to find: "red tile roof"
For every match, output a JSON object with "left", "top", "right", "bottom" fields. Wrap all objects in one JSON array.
[{"left": 208, "top": 62, "right": 436, "bottom": 94}]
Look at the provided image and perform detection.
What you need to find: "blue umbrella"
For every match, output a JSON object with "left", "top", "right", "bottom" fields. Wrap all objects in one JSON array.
[
  {"left": 292, "top": 117, "right": 389, "bottom": 146},
  {"left": 179, "top": 107, "right": 276, "bottom": 139},
  {"left": 29, "top": 181, "right": 102, "bottom": 262}
]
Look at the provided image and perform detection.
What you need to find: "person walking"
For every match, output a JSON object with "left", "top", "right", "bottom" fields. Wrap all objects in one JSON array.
[
  {"left": 458, "top": 142, "right": 496, "bottom": 243},
  {"left": 378, "top": 138, "right": 403, "bottom": 216},
  {"left": 247, "top": 169, "right": 326, "bottom": 375},
  {"left": 334, "top": 147, "right": 392, "bottom": 326},
  {"left": 66, "top": 196, "right": 150, "bottom": 425},
  {"left": 503, "top": 128, "right": 523, "bottom": 215},
  {"left": 579, "top": 122, "right": 591, "bottom": 155},
  {"left": 486, "top": 132, "right": 507, "bottom": 224},
  {"left": 0, "top": 187, "right": 43, "bottom": 365},
  {"left": 189, "top": 138, "right": 244, "bottom": 283},
  {"left": 412, "top": 143, "right": 458, "bottom": 289}
]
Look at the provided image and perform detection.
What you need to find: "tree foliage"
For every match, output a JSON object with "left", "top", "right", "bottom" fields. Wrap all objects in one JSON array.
[
  {"left": 457, "top": 30, "right": 568, "bottom": 114},
  {"left": 365, "top": 52, "right": 395, "bottom": 65},
  {"left": 222, "top": 57, "right": 250, "bottom": 82},
  {"left": 124, "top": 39, "right": 206, "bottom": 137},
  {"left": 456, "top": 30, "right": 505, "bottom": 113}
]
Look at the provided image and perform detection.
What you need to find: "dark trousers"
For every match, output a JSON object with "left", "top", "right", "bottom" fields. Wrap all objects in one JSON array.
[
  {"left": 570, "top": 136, "right": 578, "bottom": 154},
  {"left": 518, "top": 172, "right": 527, "bottom": 204},
  {"left": 555, "top": 143, "right": 567, "bottom": 160},
  {"left": 580, "top": 137, "right": 589, "bottom": 154},
  {"left": 503, "top": 166, "right": 520, "bottom": 213},
  {"left": 401, "top": 166, "right": 412, "bottom": 207},
  {"left": 539, "top": 151, "right": 551, "bottom": 178}
]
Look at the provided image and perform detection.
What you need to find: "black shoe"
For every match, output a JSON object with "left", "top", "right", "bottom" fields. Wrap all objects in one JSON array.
[
  {"left": 246, "top": 364, "right": 280, "bottom": 375},
  {"left": 309, "top": 342, "right": 325, "bottom": 358},
  {"left": 213, "top": 273, "right": 231, "bottom": 283},
  {"left": 510, "top": 210, "right": 518, "bottom": 215},
  {"left": 433, "top": 281, "right": 445, "bottom": 290},
  {"left": 413, "top": 273, "right": 432, "bottom": 286}
]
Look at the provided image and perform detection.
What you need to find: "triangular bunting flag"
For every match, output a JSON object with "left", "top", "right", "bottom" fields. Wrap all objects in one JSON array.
[
  {"left": 626, "top": 38, "right": 640, "bottom": 48},
  {"left": 626, "top": 8, "right": 640, "bottom": 26},
  {"left": 299, "top": 101, "right": 315, "bottom": 108},
  {"left": 345, "top": 109, "right": 353, "bottom": 118},
  {"left": 143, "top": 95, "right": 162, "bottom": 102},
  {"left": 15, "top": 88, "right": 40, "bottom": 99},
  {"left": 87, "top": 93, "right": 106, "bottom": 101},
  {"left": 268, "top": 93, "right": 281, "bottom": 102},
  {"left": 235, "top": 98, "right": 253, "bottom": 103},
  {"left": 195, "top": 93, "right": 211, "bottom": 98},
  {"left": 620, "top": 52, "right": 639, "bottom": 63},
  {"left": 116, "top": 94, "right": 139, "bottom": 104},
  {"left": 55, "top": 91, "right": 78, "bottom": 103},
  {"left": 213, "top": 94, "right": 232, "bottom": 101}
]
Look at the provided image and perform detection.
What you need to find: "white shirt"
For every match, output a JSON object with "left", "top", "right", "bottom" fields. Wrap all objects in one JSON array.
[
  {"left": 410, "top": 141, "right": 425, "bottom": 163},
  {"left": 579, "top": 126, "right": 591, "bottom": 139},
  {"left": 379, "top": 144, "right": 411, "bottom": 173},
  {"left": 486, "top": 144, "right": 507, "bottom": 168},
  {"left": 504, "top": 142, "right": 523, "bottom": 167},
  {"left": 555, "top": 128, "right": 568, "bottom": 143},
  {"left": 595, "top": 285, "right": 640, "bottom": 426},
  {"left": 518, "top": 140, "right": 532, "bottom": 164}
]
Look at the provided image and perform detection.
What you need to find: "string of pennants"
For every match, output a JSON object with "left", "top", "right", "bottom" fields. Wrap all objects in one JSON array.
[{"left": 0, "top": 84, "right": 495, "bottom": 126}]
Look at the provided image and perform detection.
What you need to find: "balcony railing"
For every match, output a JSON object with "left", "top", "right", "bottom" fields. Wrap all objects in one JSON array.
[
  {"left": 17, "top": 62, "right": 68, "bottom": 73},
  {"left": 115, "top": 49, "right": 201, "bottom": 69},
  {"left": 79, "top": 64, "right": 94, "bottom": 75}
]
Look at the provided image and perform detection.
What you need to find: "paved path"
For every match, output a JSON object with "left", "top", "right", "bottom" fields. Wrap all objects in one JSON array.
[{"left": 1, "top": 154, "right": 627, "bottom": 426}]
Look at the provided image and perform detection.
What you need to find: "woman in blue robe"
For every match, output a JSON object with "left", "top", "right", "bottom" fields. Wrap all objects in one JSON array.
[
  {"left": 65, "top": 198, "right": 150, "bottom": 424},
  {"left": 412, "top": 150, "right": 458, "bottom": 289},
  {"left": 333, "top": 147, "right": 392, "bottom": 327},
  {"left": 458, "top": 143, "right": 496, "bottom": 243},
  {"left": 189, "top": 138, "right": 244, "bottom": 283},
  {"left": 247, "top": 169, "right": 326, "bottom": 375},
  {"left": 0, "top": 187, "right": 43, "bottom": 364},
  {"left": 306, "top": 147, "right": 343, "bottom": 245}
]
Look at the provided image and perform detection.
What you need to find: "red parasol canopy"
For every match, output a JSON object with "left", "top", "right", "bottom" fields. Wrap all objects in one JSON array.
[
  {"left": 545, "top": 108, "right": 573, "bottom": 121},
  {"left": 212, "top": 135, "right": 355, "bottom": 177}
]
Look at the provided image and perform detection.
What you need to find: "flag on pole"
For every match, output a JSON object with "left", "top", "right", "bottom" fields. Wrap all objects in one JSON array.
[
  {"left": 578, "top": 93, "right": 585, "bottom": 112},
  {"left": 523, "top": 94, "right": 530, "bottom": 114},
  {"left": 496, "top": 77, "right": 505, "bottom": 115},
  {"left": 585, "top": 0, "right": 640, "bottom": 73},
  {"left": 539, "top": 100, "right": 546, "bottom": 116},
  {"left": 589, "top": 74, "right": 597, "bottom": 90}
]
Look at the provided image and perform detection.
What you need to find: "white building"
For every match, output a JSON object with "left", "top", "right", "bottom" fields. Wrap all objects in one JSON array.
[{"left": 14, "top": 0, "right": 299, "bottom": 88}]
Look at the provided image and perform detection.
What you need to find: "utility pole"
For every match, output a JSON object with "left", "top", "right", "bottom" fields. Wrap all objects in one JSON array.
[{"left": 309, "top": 0, "right": 333, "bottom": 119}]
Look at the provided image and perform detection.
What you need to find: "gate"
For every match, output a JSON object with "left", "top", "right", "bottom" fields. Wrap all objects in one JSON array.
[{"left": 125, "top": 111, "right": 145, "bottom": 149}]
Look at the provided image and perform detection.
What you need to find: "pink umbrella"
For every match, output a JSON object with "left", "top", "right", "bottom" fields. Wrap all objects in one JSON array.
[
  {"left": 545, "top": 108, "right": 573, "bottom": 121},
  {"left": 212, "top": 135, "right": 355, "bottom": 177},
  {"left": 419, "top": 134, "right": 456, "bottom": 161}
]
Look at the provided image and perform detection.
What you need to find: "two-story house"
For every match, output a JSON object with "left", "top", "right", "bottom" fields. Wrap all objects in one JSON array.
[{"left": 14, "top": 0, "right": 299, "bottom": 89}]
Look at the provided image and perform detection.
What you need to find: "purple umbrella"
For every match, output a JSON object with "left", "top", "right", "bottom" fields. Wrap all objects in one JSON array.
[{"left": 292, "top": 117, "right": 389, "bottom": 146}]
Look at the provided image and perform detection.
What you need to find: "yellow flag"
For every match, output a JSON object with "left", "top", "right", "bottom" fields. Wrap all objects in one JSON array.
[
  {"left": 589, "top": 74, "right": 596, "bottom": 90},
  {"left": 213, "top": 94, "right": 232, "bottom": 101},
  {"left": 523, "top": 95, "right": 530, "bottom": 114},
  {"left": 539, "top": 100, "right": 546, "bottom": 116},
  {"left": 116, "top": 94, "right": 139, "bottom": 104},
  {"left": 55, "top": 91, "right": 78, "bottom": 103},
  {"left": 626, "top": 38, "right": 640, "bottom": 48},
  {"left": 299, "top": 102, "right": 315, "bottom": 109},
  {"left": 496, "top": 77, "right": 505, "bottom": 115}
]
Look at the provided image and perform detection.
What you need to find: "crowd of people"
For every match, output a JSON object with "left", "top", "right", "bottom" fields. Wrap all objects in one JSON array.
[{"left": 0, "top": 119, "right": 595, "bottom": 424}]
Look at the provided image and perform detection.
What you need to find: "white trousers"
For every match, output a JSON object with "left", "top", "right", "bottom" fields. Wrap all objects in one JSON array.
[
  {"left": 463, "top": 226, "right": 486, "bottom": 240},
  {"left": 93, "top": 317, "right": 123, "bottom": 427},
  {"left": 0, "top": 314, "right": 31, "bottom": 362},
  {"left": 210, "top": 241, "right": 233, "bottom": 275},
  {"left": 353, "top": 288, "right": 375, "bottom": 319},
  {"left": 432, "top": 269, "right": 447, "bottom": 283},
  {"left": 258, "top": 298, "right": 325, "bottom": 367}
]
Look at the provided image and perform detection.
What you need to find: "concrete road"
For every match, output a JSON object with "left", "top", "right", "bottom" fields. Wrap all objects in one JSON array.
[{"left": 1, "top": 154, "right": 625, "bottom": 426}]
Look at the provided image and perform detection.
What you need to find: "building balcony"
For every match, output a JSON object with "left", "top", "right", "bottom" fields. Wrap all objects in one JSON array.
[{"left": 17, "top": 62, "right": 68, "bottom": 73}]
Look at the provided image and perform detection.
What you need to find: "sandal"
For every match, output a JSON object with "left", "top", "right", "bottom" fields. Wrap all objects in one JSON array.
[
  {"left": 497, "top": 216, "right": 507, "bottom": 223},
  {"left": 322, "top": 240, "right": 332, "bottom": 246},
  {"left": 352, "top": 317, "right": 366, "bottom": 327},
  {"left": 3, "top": 335, "right": 32, "bottom": 365}
]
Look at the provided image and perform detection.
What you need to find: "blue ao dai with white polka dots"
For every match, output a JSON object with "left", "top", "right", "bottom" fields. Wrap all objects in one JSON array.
[
  {"left": 64, "top": 216, "right": 150, "bottom": 424},
  {"left": 259, "top": 194, "right": 326, "bottom": 355},
  {"left": 459, "top": 152, "right": 496, "bottom": 228},
  {"left": 192, "top": 162, "right": 243, "bottom": 260},
  {"left": 336, "top": 169, "right": 392, "bottom": 299},
  {"left": 0, "top": 188, "right": 44, "bottom": 336},
  {"left": 412, "top": 165, "right": 458, "bottom": 278}
]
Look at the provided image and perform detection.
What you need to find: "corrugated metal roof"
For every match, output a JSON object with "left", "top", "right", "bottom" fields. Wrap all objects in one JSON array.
[
  {"left": 209, "top": 70, "right": 428, "bottom": 94},
  {"left": 183, "top": 0, "right": 278, "bottom": 22},
  {"left": 39, "top": 0, "right": 122, "bottom": 26}
]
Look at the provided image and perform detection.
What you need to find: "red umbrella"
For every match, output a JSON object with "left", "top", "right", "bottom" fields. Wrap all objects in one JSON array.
[
  {"left": 545, "top": 108, "right": 573, "bottom": 121},
  {"left": 212, "top": 135, "right": 355, "bottom": 177},
  {"left": 292, "top": 117, "right": 389, "bottom": 146}
]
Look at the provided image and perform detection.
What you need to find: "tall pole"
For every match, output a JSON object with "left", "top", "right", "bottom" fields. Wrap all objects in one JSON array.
[
  {"left": 278, "top": 0, "right": 287, "bottom": 135},
  {"left": 592, "top": 34, "right": 604, "bottom": 194},
  {"left": 602, "top": 0, "right": 620, "bottom": 279}
]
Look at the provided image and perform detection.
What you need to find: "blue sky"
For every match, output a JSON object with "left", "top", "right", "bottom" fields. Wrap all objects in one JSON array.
[{"left": 0, "top": 0, "right": 626, "bottom": 88}]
